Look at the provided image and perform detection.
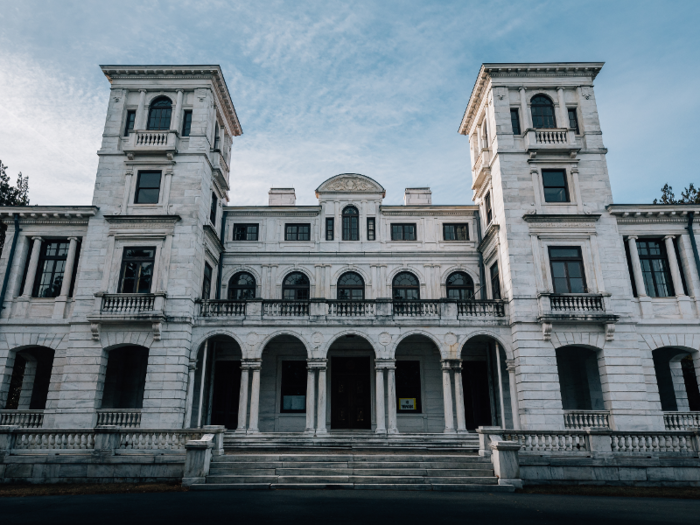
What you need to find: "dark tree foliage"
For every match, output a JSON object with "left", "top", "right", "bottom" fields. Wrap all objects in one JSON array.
[
  {"left": 654, "top": 183, "right": 700, "bottom": 205},
  {"left": 0, "top": 161, "right": 30, "bottom": 253}
]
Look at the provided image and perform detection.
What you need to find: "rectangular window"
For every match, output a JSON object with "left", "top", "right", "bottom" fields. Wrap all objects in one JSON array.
[
  {"left": 202, "top": 262, "right": 212, "bottom": 300},
  {"left": 280, "top": 361, "right": 307, "bottom": 413},
  {"left": 119, "top": 247, "right": 156, "bottom": 294},
  {"left": 443, "top": 223, "right": 469, "bottom": 241},
  {"left": 568, "top": 108, "right": 580, "bottom": 134},
  {"left": 490, "top": 262, "right": 501, "bottom": 300},
  {"left": 391, "top": 224, "right": 416, "bottom": 241},
  {"left": 541, "top": 169, "right": 569, "bottom": 203},
  {"left": 549, "top": 247, "right": 587, "bottom": 294},
  {"left": 396, "top": 361, "right": 422, "bottom": 413},
  {"left": 210, "top": 192, "right": 218, "bottom": 226},
  {"left": 285, "top": 224, "right": 310, "bottom": 241},
  {"left": 124, "top": 110, "right": 136, "bottom": 137},
  {"left": 367, "top": 218, "right": 376, "bottom": 241},
  {"left": 484, "top": 192, "right": 493, "bottom": 225},
  {"left": 134, "top": 171, "right": 161, "bottom": 204},
  {"left": 33, "top": 240, "right": 70, "bottom": 298},
  {"left": 233, "top": 224, "right": 259, "bottom": 241},
  {"left": 182, "top": 110, "right": 192, "bottom": 136},
  {"left": 326, "top": 218, "right": 334, "bottom": 241},
  {"left": 510, "top": 108, "right": 521, "bottom": 135},
  {"left": 637, "top": 239, "right": 674, "bottom": 297}
]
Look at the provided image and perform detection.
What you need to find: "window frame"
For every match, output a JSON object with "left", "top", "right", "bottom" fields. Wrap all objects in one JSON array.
[
  {"left": 484, "top": 192, "right": 493, "bottom": 225},
  {"left": 392, "top": 272, "right": 420, "bottom": 300},
  {"left": 134, "top": 170, "right": 162, "bottom": 205},
  {"left": 391, "top": 223, "right": 417, "bottom": 241},
  {"left": 510, "top": 108, "right": 521, "bottom": 135},
  {"left": 443, "top": 223, "right": 469, "bottom": 241},
  {"left": 446, "top": 271, "right": 475, "bottom": 300},
  {"left": 548, "top": 246, "right": 588, "bottom": 294},
  {"left": 541, "top": 169, "right": 570, "bottom": 203},
  {"left": 202, "top": 262, "right": 213, "bottom": 300},
  {"left": 636, "top": 238, "right": 674, "bottom": 297},
  {"left": 342, "top": 206, "right": 359, "bottom": 241},
  {"left": 490, "top": 262, "right": 501, "bottom": 300},
  {"left": 232, "top": 224, "right": 259, "bottom": 241},
  {"left": 146, "top": 97, "right": 173, "bottom": 131},
  {"left": 123, "top": 110, "right": 136, "bottom": 137},
  {"left": 285, "top": 223, "right": 311, "bottom": 242},
  {"left": 530, "top": 94, "right": 556, "bottom": 129},
  {"left": 282, "top": 272, "right": 310, "bottom": 301},
  {"left": 210, "top": 192, "right": 218, "bottom": 226},
  {"left": 326, "top": 218, "right": 334, "bottom": 241},
  {"left": 367, "top": 217, "right": 376, "bottom": 241},
  {"left": 181, "top": 110, "right": 193, "bottom": 137},
  {"left": 227, "top": 271, "right": 256, "bottom": 300},
  {"left": 33, "top": 239, "right": 70, "bottom": 298},
  {"left": 118, "top": 247, "right": 156, "bottom": 294},
  {"left": 567, "top": 107, "right": 580, "bottom": 134},
  {"left": 337, "top": 272, "right": 365, "bottom": 301}
]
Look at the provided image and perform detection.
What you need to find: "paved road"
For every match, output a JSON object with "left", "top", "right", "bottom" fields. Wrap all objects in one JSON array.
[{"left": 1, "top": 489, "right": 698, "bottom": 525}]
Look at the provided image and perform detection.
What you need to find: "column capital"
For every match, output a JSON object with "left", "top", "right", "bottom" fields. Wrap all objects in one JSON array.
[
  {"left": 67, "top": 236, "right": 80, "bottom": 242},
  {"left": 31, "top": 236, "right": 44, "bottom": 242},
  {"left": 176, "top": 88, "right": 185, "bottom": 94},
  {"left": 626, "top": 235, "right": 638, "bottom": 241},
  {"left": 441, "top": 360, "right": 454, "bottom": 371},
  {"left": 663, "top": 234, "right": 676, "bottom": 241},
  {"left": 241, "top": 359, "right": 261, "bottom": 370},
  {"left": 505, "top": 359, "right": 516, "bottom": 373},
  {"left": 307, "top": 358, "right": 327, "bottom": 370},
  {"left": 375, "top": 358, "right": 396, "bottom": 370},
  {"left": 139, "top": 88, "right": 147, "bottom": 94},
  {"left": 519, "top": 86, "right": 526, "bottom": 92}
]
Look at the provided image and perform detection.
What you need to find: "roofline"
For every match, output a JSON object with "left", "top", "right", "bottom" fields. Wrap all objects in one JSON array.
[
  {"left": 315, "top": 173, "right": 386, "bottom": 195},
  {"left": 100, "top": 65, "right": 242, "bottom": 137}
]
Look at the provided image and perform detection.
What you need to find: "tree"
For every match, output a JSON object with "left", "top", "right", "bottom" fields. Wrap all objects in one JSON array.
[
  {"left": 654, "top": 183, "right": 700, "bottom": 205},
  {"left": 0, "top": 160, "right": 30, "bottom": 253}
]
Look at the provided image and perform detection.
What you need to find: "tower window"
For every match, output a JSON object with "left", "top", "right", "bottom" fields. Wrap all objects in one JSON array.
[
  {"left": 210, "top": 192, "right": 218, "bottom": 226},
  {"left": 484, "top": 192, "right": 493, "bottom": 225},
  {"left": 510, "top": 108, "right": 521, "bottom": 135},
  {"left": 549, "top": 247, "right": 587, "bottom": 294},
  {"left": 147, "top": 97, "right": 172, "bottom": 130},
  {"left": 119, "top": 247, "right": 155, "bottom": 294},
  {"left": 367, "top": 218, "right": 376, "bottom": 241},
  {"left": 34, "top": 240, "right": 70, "bottom": 298},
  {"left": 134, "top": 171, "right": 161, "bottom": 204},
  {"left": 326, "top": 218, "right": 334, "bottom": 241},
  {"left": 542, "top": 169, "right": 569, "bottom": 203},
  {"left": 342, "top": 206, "right": 359, "bottom": 241},
  {"left": 568, "top": 108, "right": 580, "bottom": 134},
  {"left": 490, "top": 262, "right": 501, "bottom": 300},
  {"left": 530, "top": 95, "right": 556, "bottom": 129},
  {"left": 443, "top": 224, "right": 469, "bottom": 241},
  {"left": 202, "top": 262, "right": 212, "bottom": 300},
  {"left": 182, "top": 110, "right": 192, "bottom": 136},
  {"left": 124, "top": 110, "right": 136, "bottom": 137}
]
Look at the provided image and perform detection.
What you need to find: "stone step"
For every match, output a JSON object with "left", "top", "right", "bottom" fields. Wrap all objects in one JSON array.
[
  {"left": 205, "top": 474, "right": 500, "bottom": 485},
  {"left": 212, "top": 454, "right": 486, "bottom": 463},
  {"left": 208, "top": 467, "right": 495, "bottom": 477},
  {"left": 192, "top": 482, "right": 512, "bottom": 492}
]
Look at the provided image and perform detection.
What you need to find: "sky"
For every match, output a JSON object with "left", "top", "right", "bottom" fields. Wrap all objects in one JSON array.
[{"left": 0, "top": 0, "right": 698, "bottom": 207}]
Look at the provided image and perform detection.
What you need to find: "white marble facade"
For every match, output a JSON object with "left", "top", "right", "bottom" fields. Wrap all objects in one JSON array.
[{"left": 0, "top": 63, "right": 699, "bottom": 437}]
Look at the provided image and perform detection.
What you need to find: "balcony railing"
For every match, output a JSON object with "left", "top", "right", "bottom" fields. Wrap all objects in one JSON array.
[
  {"left": 535, "top": 128, "right": 568, "bottom": 144},
  {"left": 200, "top": 300, "right": 245, "bottom": 317},
  {"left": 564, "top": 410, "right": 611, "bottom": 429},
  {"left": 328, "top": 300, "right": 376, "bottom": 317},
  {"left": 0, "top": 409, "right": 44, "bottom": 428},
  {"left": 392, "top": 300, "right": 441, "bottom": 317},
  {"left": 458, "top": 300, "right": 505, "bottom": 317},
  {"left": 124, "top": 130, "right": 178, "bottom": 156},
  {"left": 663, "top": 411, "right": 700, "bottom": 430},
  {"left": 101, "top": 293, "right": 156, "bottom": 314},
  {"left": 96, "top": 409, "right": 142, "bottom": 428},
  {"left": 263, "top": 300, "right": 310, "bottom": 317},
  {"left": 550, "top": 294, "right": 605, "bottom": 312}
]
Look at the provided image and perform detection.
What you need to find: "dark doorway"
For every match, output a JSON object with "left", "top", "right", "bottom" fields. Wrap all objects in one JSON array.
[
  {"left": 331, "top": 356, "right": 371, "bottom": 430},
  {"left": 462, "top": 361, "right": 492, "bottom": 430},
  {"left": 210, "top": 361, "right": 241, "bottom": 429}
]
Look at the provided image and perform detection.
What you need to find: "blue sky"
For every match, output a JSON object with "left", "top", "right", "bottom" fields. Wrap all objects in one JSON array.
[{"left": 0, "top": 0, "right": 698, "bottom": 206}]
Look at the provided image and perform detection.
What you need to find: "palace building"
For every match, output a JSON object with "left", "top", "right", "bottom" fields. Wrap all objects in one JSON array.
[{"left": 1, "top": 62, "right": 699, "bottom": 453}]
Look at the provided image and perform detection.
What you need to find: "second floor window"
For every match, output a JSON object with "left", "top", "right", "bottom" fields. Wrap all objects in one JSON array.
[
  {"left": 568, "top": 108, "right": 580, "bottom": 134},
  {"left": 119, "top": 247, "right": 155, "bottom": 294},
  {"left": 228, "top": 272, "right": 256, "bottom": 300},
  {"left": 337, "top": 272, "right": 365, "bottom": 300},
  {"left": 283, "top": 272, "right": 310, "bottom": 300},
  {"left": 147, "top": 97, "right": 172, "bottom": 130},
  {"left": 637, "top": 239, "right": 674, "bottom": 297},
  {"left": 124, "top": 110, "right": 136, "bottom": 137},
  {"left": 542, "top": 169, "right": 569, "bottom": 203},
  {"left": 393, "top": 272, "right": 420, "bottom": 300},
  {"left": 443, "top": 224, "right": 469, "bottom": 241},
  {"left": 285, "top": 224, "right": 310, "bottom": 241},
  {"left": 134, "top": 171, "right": 161, "bottom": 204},
  {"left": 202, "top": 263, "right": 212, "bottom": 300},
  {"left": 510, "top": 108, "right": 521, "bottom": 135},
  {"left": 210, "top": 192, "right": 218, "bottom": 226},
  {"left": 446, "top": 271, "right": 474, "bottom": 300},
  {"left": 490, "top": 262, "right": 501, "bottom": 299},
  {"left": 233, "top": 224, "right": 258, "bottom": 241},
  {"left": 367, "top": 218, "right": 376, "bottom": 240},
  {"left": 182, "top": 110, "right": 192, "bottom": 136},
  {"left": 484, "top": 192, "right": 493, "bottom": 225},
  {"left": 34, "top": 240, "right": 70, "bottom": 298},
  {"left": 342, "top": 206, "right": 359, "bottom": 241},
  {"left": 391, "top": 224, "right": 416, "bottom": 241},
  {"left": 326, "top": 218, "right": 334, "bottom": 240},
  {"left": 531, "top": 95, "right": 556, "bottom": 129},
  {"left": 549, "top": 247, "right": 586, "bottom": 294}
]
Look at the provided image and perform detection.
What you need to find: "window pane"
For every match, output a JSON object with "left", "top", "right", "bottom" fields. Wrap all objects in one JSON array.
[
  {"left": 367, "top": 218, "right": 375, "bottom": 241},
  {"left": 392, "top": 225, "right": 402, "bottom": 240},
  {"left": 510, "top": 108, "right": 521, "bottom": 135},
  {"left": 182, "top": 111, "right": 192, "bottom": 136},
  {"left": 569, "top": 277, "right": 585, "bottom": 293}
]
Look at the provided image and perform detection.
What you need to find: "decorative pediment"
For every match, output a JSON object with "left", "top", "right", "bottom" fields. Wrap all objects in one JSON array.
[{"left": 316, "top": 174, "right": 385, "bottom": 196}]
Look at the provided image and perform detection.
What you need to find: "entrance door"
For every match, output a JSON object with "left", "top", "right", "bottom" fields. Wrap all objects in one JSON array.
[
  {"left": 462, "top": 361, "right": 492, "bottom": 430},
  {"left": 331, "top": 356, "right": 371, "bottom": 430},
  {"left": 210, "top": 360, "right": 241, "bottom": 429}
]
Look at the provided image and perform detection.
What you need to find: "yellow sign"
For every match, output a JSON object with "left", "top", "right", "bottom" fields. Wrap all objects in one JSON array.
[{"left": 399, "top": 398, "right": 416, "bottom": 410}]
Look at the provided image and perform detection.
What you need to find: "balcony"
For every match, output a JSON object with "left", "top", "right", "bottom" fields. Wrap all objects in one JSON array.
[
  {"left": 663, "top": 411, "right": 700, "bottom": 431},
  {"left": 564, "top": 410, "right": 611, "bottom": 430},
  {"left": 96, "top": 409, "right": 142, "bottom": 429},
  {"left": 88, "top": 293, "right": 166, "bottom": 342},
  {"left": 524, "top": 128, "right": 579, "bottom": 156},
  {"left": 0, "top": 409, "right": 44, "bottom": 428},
  {"left": 539, "top": 294, "right": 618, "bottom": 341},
  {"left": 550, "top": 294, "right": 604, "bottom": 312},
  {"left": 123, "top": 130, "right": 178, "bottom": 159}
]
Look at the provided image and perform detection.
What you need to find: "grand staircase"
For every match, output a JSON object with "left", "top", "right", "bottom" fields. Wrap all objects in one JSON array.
[{"left": 190, "top": 432, "right": 514, "bottom": 492}]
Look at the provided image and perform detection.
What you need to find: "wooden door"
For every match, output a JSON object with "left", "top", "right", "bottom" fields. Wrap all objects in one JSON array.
[
  {"left": 331, "top": 356, "right": 371, "bottom": 429},
  {"left": 210, "top": 360, "right": 241, "bottom": 429}
]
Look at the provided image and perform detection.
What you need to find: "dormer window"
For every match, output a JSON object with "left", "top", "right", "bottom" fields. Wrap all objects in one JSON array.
[
  {"left": 530, "top": 95, "right": 556, "bottom": 129},
  {"left": 342, "top": 206, "right": 359, "bottom": 241},
  {"left": 147, "top": 97, "right": 172, "bottom": 130}
]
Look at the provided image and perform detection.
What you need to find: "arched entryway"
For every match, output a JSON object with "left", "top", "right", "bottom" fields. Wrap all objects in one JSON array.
[{"left": 652, "top": 347, "right": 700, "bottom": 429}]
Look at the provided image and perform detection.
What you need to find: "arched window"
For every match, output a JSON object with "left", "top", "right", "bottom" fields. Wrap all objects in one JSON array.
[
  {"left": 147, "top": 97, "right": 172, "bottom": 130},
  {"left": 392, "top": 272, "right": 420, "bottom": 300},
  {"left": 342, "top": 206, "right": 359, "bottom": 241},
  {"left": 446, "top": 272, "right": 475, "bottom": 300},
  {"left": 228, "top": 272, "right": 256, "bottom": 300},
  {"left": 530, "top": 95, "right": 556, "bottom": 129},
  {"left": 283, "top": 272, "right": 310, "bottom": 300},
  {"left": 337, "top": 272, "right": 364, "bottom": 300}
]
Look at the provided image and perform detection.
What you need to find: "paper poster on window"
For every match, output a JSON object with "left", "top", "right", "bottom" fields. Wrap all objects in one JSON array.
[
  {"left": 399, "top": 398, "right": 416, "bottom": 411},
  {"left": 283, "top": 395, "right": 306, "bottom": 411}
]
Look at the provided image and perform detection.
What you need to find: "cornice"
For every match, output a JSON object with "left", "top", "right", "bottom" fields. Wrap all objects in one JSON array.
[
  {"left": 0, "top": 206, "right": 98, "bottom": 225},
  {"left": 608, "top": 204, "right": 700, "bottom": 220}
]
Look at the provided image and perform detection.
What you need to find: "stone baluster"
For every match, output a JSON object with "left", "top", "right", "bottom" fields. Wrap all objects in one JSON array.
[{"left": 21, "top": 237, "right": 43, "bottom": 298}]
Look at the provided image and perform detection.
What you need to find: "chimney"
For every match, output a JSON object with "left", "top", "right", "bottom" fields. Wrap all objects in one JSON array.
[
  {"left": 269, "top": 188, "right": 296, "bottom": 206},
  {"left": 404, "top": 187, "right": 432, "bottom": 205}
]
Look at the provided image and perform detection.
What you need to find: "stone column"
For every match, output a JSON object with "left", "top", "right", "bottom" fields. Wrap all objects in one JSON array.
[
  {"left": 627, "top": 236, "right": 648, "bottom": 297},
  {"left": 183, "top": 359, "right": 197, "bottom": 428},
  {"left": 374, "top": 366, "right": 386, "bottom": 434},
  {"left": 664, "top": 235, "right": 685, "bottom": 296},
  {"left": 441, "top": 361, "right": 455, "bottom": 433},
  {"left": 453, "top": 361, "right": 467, "bottom": 433},
  {"left": 136, "top": 89, "right": 147, "bottom": 129},
  {"left": 495, "top": 344, "right": 507, "bottom": 428},
  {"left": 305, "top": 364, "right": 316, "bottom": 433},
  {"left": 171, "top": 89, "right": 184, "bottom": 132},
  {"left": 316, "top": 361, "right": 328, "bottom": 434},
  {"left": 386, "top": 361, "right": 398, "bottom": 434},
  {"left": 21, "top": 237, "right": 43, "bottom": 298},
  {"left": 519, "top": 87, "right": 531, "bottom": 129},
  {"left": 557, "top": 87, "right": 567, "bottom": 128},
  {"left": 236, "top": 365, "right": 250, "bottom": 433},
  {"left": 247, "top": 362, "right": 262, "bottom": 433},
  {"left": 58, "top": 237, "right": 79, "bottom": 297},
  {"left": 506, "top": 359, "right": 520, "bottom": 430},
  {"left": 196, "top": 341, "right": 209, "bottom": 428}
]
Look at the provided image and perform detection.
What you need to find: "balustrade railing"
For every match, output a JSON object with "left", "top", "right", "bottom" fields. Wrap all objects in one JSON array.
[
  {"left": 263, "top": 300, "right": 310, "bottom": 317},
  {"left": 199, "top": 300, "right": 246, "bottom": 317},
  {"left": 535, "top": 128, "right": 568, "bottom": 144},
  {"left": 0, "top": 409, "right": 44, "bottom": 428},
  {"left": 96, "top": 409, "right": 142, "bottom": 428},
  {"left": 564, "top": 410, "right": 610, "bottom": 429},
  {"left": 501, "top": 430, "right": 590, "bottom": 454},
  {"left": 135, "top": 130, "right": 169, "bottom": 147},
  {"left": 13, "top": 431, "right": 95, "bottom": 451},
  {"left": 457, "top": 300, "right": 505, "bottom": 317},
  {"left": 663, "top": 411, "right": 700, "bottom": 430},
  {"left": 101, "top": 293, "right": 155, "bottom": 314},
  {"left": 611, "top": 432, "right": 696, "bottom": 455},
  {"left": 119, "top": 430, "right": 203, "bottom": 451},
  {"left": 328, "top": 300, "right": 376, "bottom": 317},
  {"left": 550, "top": 294, "right": 604, "bottom": 312},
  {"left": 393, "top": 300, "right": 440, "bottom": 317}
]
